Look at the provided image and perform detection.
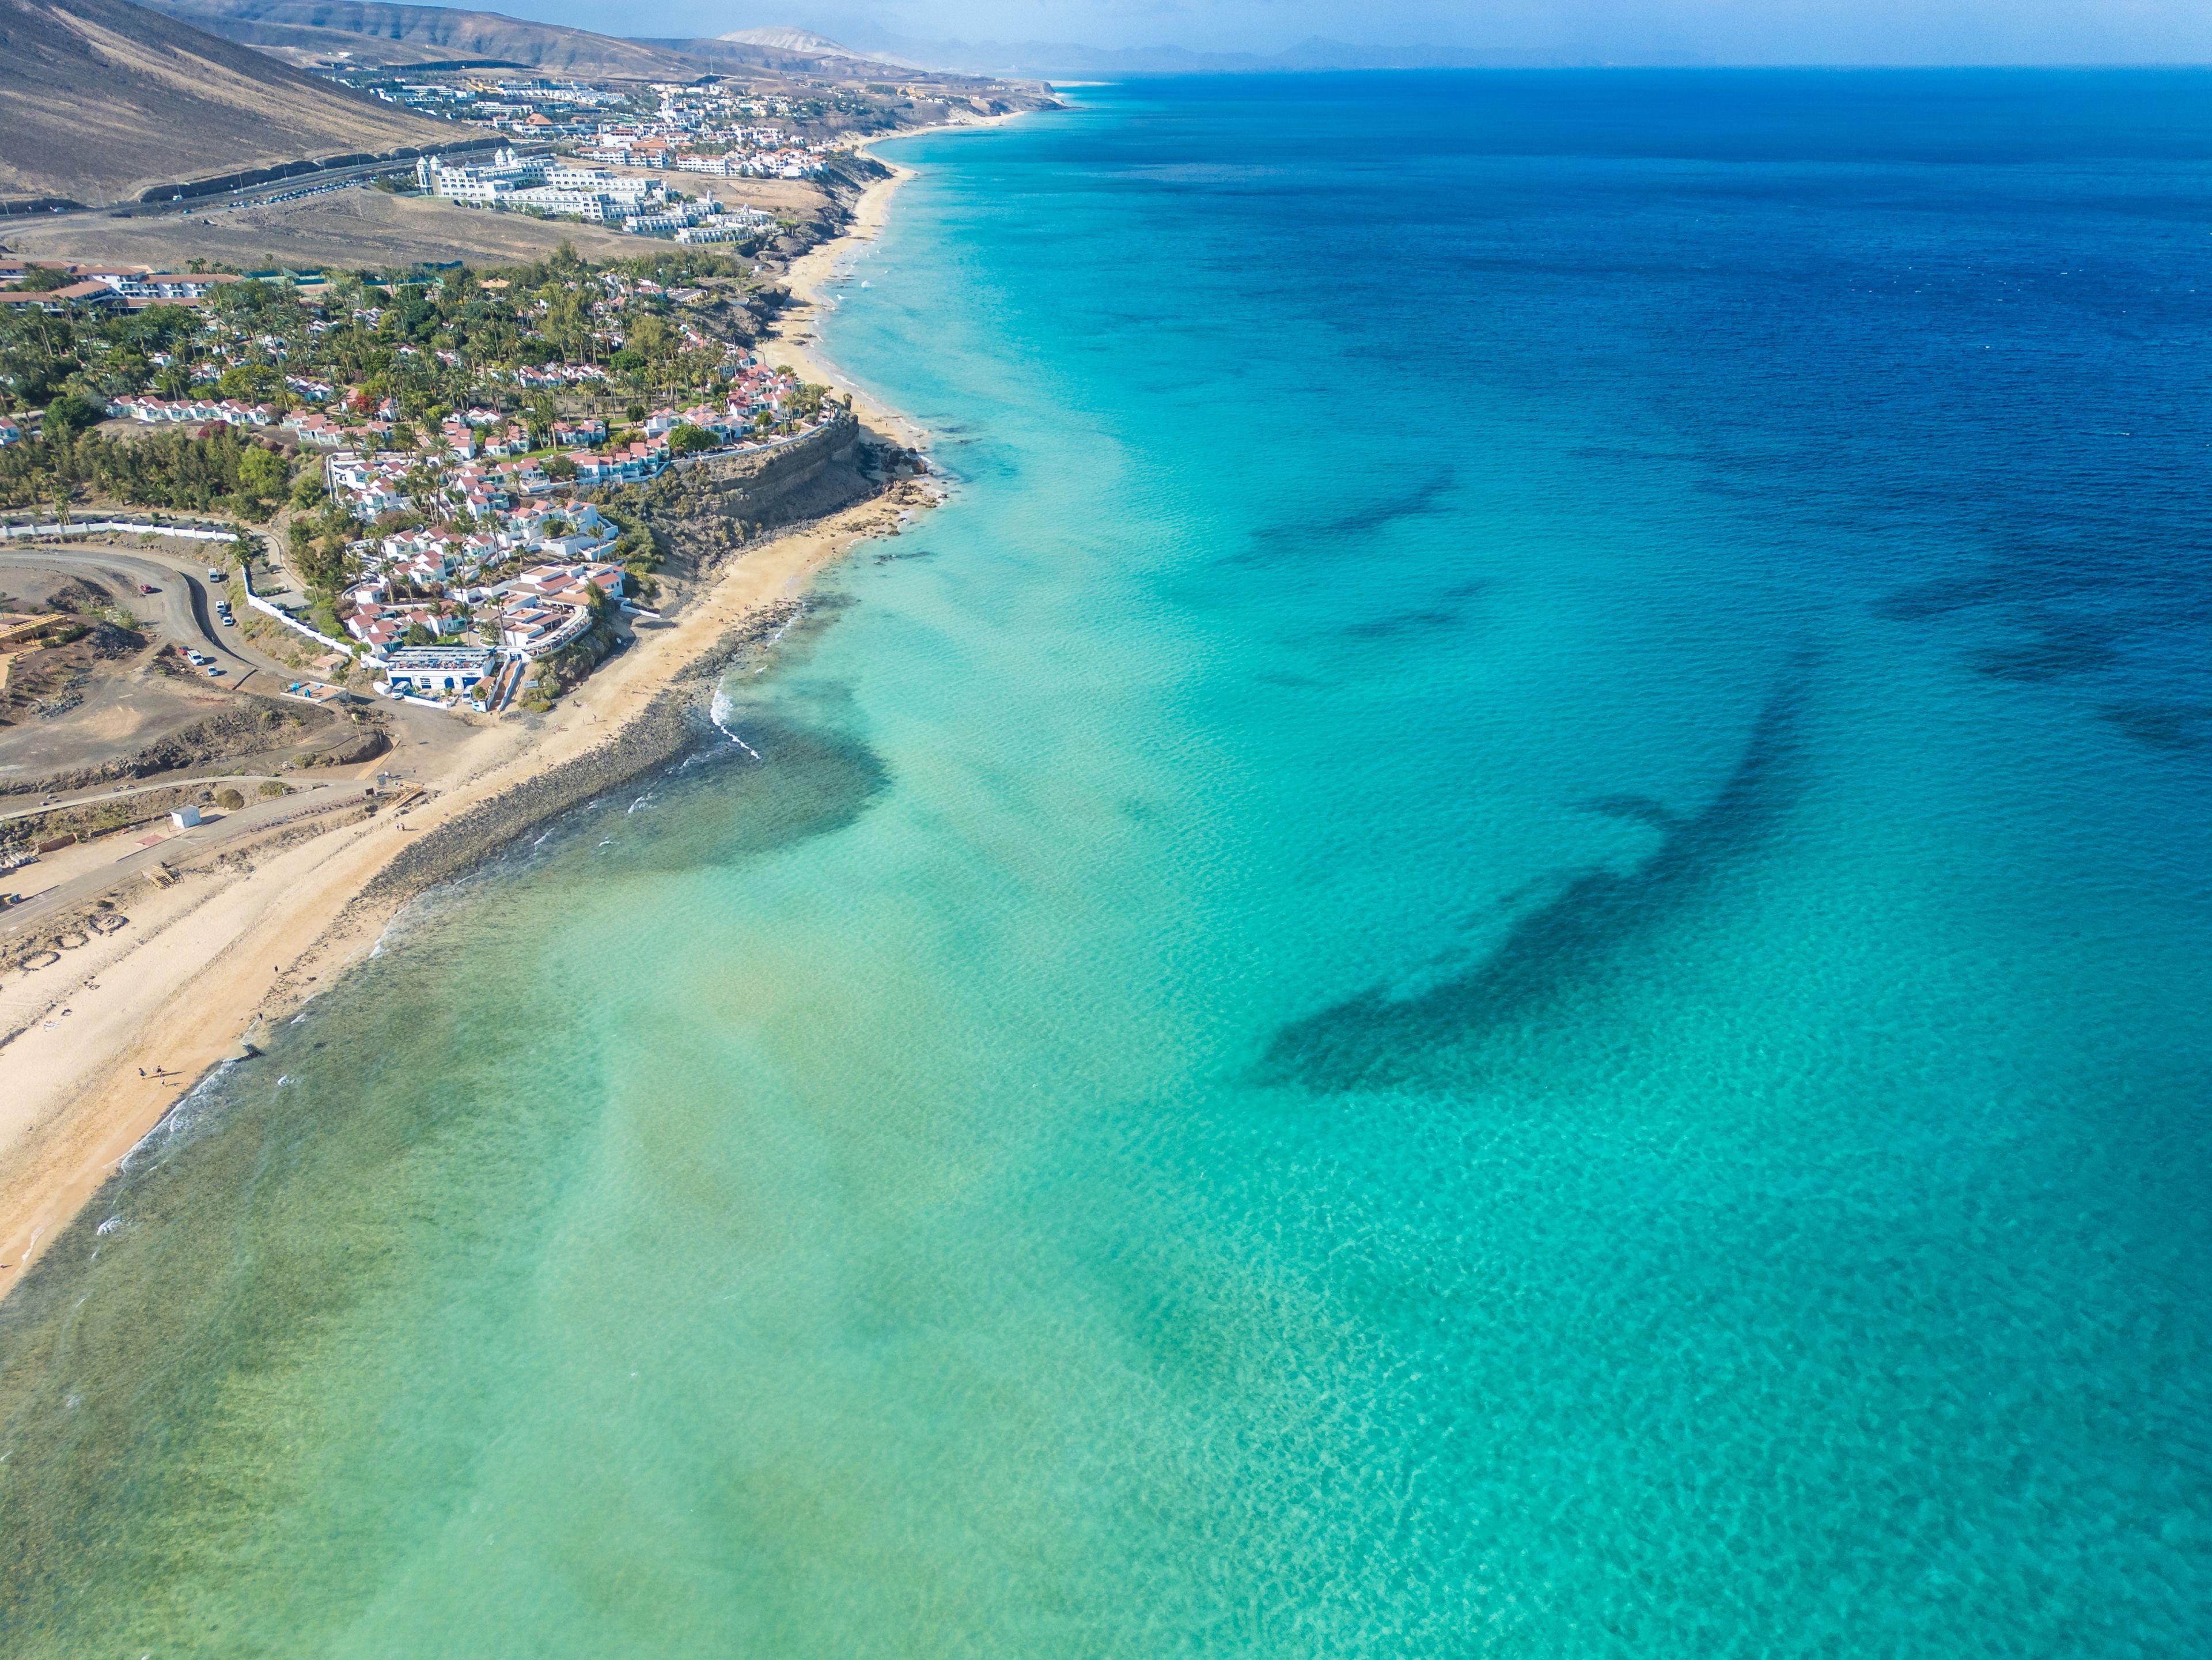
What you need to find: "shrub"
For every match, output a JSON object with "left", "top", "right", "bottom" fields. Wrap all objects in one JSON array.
[
  {"left": 215, "top": 788, "right": 244, "bottom": 810},
  {"left": 257, "top": 780, "right": 287, "bottom": 797}
]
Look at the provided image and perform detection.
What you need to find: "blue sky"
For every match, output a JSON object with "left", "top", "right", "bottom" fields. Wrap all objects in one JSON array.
[{"left": 494, "top": 0, "right": 2212, "bottom": 63}]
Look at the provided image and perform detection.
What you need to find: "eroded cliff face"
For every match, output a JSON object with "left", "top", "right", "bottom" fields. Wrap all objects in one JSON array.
[{"left": 641, "top": 412, "right": 878, "bottom": 583}]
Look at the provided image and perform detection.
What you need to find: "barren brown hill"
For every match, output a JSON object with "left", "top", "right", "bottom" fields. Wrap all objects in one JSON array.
[
  {"left": 146, "top": 0, "right": 704, "bottom": 77},
  {"left": 0, "top": 186, "right": 642, "bottom": 268},
  {"left": 149, "top": 0, "right": 1033, "bottom": 93},
  {"left": 0, "top": 0, "right": 452, "bottom": 206}
]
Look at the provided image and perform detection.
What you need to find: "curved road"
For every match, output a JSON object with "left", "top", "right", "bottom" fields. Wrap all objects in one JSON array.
[
  {"left": 3, "top": 535, "right": 461, "bottom": 778},
  {"left": 0, "top": 543, "right": 290, "bottom": 690}
]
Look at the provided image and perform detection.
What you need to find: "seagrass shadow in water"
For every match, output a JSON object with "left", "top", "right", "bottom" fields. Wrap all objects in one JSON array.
[{"left": 1256, "top": 651, "right": 1816, "bottom": 1094}]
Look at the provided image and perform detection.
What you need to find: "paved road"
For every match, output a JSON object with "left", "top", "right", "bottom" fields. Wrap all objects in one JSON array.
[
  {"left": 0, "top": 773, "right": 286, "bottom": 823},
  {"left": 0, "top": 543, "right": 287, "bottom": 689},
  {"left": 2, "top": 536, "right": 465, "bottom": 783},
  {"left": 0, "top": 780, "right": 375, "bottom": 937},
  {"left": 37, "top": 142, "right": 554, "bottom": 222}
]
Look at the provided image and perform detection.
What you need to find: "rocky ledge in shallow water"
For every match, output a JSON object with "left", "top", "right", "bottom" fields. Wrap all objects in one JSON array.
[{"left": 357, "top": 602, "right": 806, "bottom": 908}]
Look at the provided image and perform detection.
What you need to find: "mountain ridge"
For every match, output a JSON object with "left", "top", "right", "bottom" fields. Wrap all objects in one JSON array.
[
  {"left": 0, "top": 0, "right": 452, "bottom": 207},
  {"left": 142, "top": 0, "right": 704, "bottom": 77}
]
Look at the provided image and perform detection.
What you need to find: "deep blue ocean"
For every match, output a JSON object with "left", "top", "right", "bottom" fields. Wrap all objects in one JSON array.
[{"left": 2, "top": 70, "right": 2209, "bottom": 1656}]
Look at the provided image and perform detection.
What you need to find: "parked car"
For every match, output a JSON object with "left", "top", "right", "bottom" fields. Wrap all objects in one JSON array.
[
  {"left": 222, "top": 615, "right": 236, "bottom": 626},
  {"left": 139, "top": 583, "right": 159, "bottom": 595},
  {"left": 207, "top": 569, "right": 225, "bottom": 582}
]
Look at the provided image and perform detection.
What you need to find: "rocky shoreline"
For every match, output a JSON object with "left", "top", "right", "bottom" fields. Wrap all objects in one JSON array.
[{"left": 357, "top": 601, "right": 804, "bottom": 907}]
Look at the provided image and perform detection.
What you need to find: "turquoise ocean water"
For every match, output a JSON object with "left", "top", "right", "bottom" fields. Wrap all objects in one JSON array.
[{"left": 3, "top": 73, "right": 2211, "bottom": 1654}]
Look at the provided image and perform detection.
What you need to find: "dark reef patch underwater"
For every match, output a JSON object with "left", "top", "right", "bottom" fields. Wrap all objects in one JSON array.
[{"left": 1259, "top": 656, "right": 1812, "bottom": 1093}]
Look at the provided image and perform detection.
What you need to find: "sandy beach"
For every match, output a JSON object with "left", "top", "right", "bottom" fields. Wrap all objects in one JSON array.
[
  {"left": 772, "top": 114, "right": 1029, "bottom": 446},
  {"left": 0, "top": 134, "right": 974, "bottom": 1292}
]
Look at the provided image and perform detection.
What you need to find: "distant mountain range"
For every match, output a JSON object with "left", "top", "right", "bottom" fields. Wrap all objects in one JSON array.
[
  {"left": 0, "top": 0, "right": 449, "bottom": 207},
  {"left": 139, "top": 1, "right": 999, "bottom": 85},
  {"left": 131, "top": 2, "right": 1702, "bottom": 85},
  {"left": 628, "top": 29, "right": 909, "bottom": 81},
  {"left": 143, "top": 0, "right": 710, "bottom": 76},
  {"left": 823, "top": 33, "right": 1707, "bottom": 77}
]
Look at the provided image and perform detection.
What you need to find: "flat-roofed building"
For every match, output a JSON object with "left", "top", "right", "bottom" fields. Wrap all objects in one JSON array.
[{"left": 382, "top": 646, "right": 496, "bottom": 695}]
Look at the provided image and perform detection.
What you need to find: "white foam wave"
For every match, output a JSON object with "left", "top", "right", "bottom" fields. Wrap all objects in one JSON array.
[
  {"left": 708, "top": 683, "right": 765, "bottom": 759},
  {"left": 118, "top": 1061, "right": 238, "bottom": 1172}
]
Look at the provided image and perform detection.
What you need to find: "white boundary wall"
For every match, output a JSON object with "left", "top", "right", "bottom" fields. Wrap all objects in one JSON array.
[
  {"left": 0, "top": 519, "right": 240, "bottom": 543},
  {"left": 0, "top": 517, "right": 355, "bottom": 657},
  {"left": 242, "top": 590, "right": 357, "bottom": 656}
]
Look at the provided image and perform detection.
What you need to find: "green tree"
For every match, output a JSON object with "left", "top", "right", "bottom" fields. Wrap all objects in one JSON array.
[
  {"left": 630, "top": 315, "right": 669, "bottom": 362},
  {"left": 40, "top": 391, "right": 104, "bottom": 441},
  {"left": 288, "top": 517, "right": 357, "bottom": 593},
  {"left": 237, "top": 445, "right": 288, "bottom": 507},
  {"left": 524, "top": 395, "right": 556, "bottom": 449},
  {"left": 217, "top": 364, "right": 281, "bottom": 402}
]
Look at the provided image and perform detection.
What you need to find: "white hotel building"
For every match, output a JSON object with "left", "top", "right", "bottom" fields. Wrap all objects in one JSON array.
[{"left": 418, "top": 151, "right": 664, "bottom": 221}]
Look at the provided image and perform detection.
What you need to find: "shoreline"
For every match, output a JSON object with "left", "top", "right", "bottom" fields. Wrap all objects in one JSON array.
[
  {"left": 771, "top": 110, "right": 1030, "bottom": 444},
  {"left": 0, "top": 123, "right": 991, "bottom": 1296}
]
